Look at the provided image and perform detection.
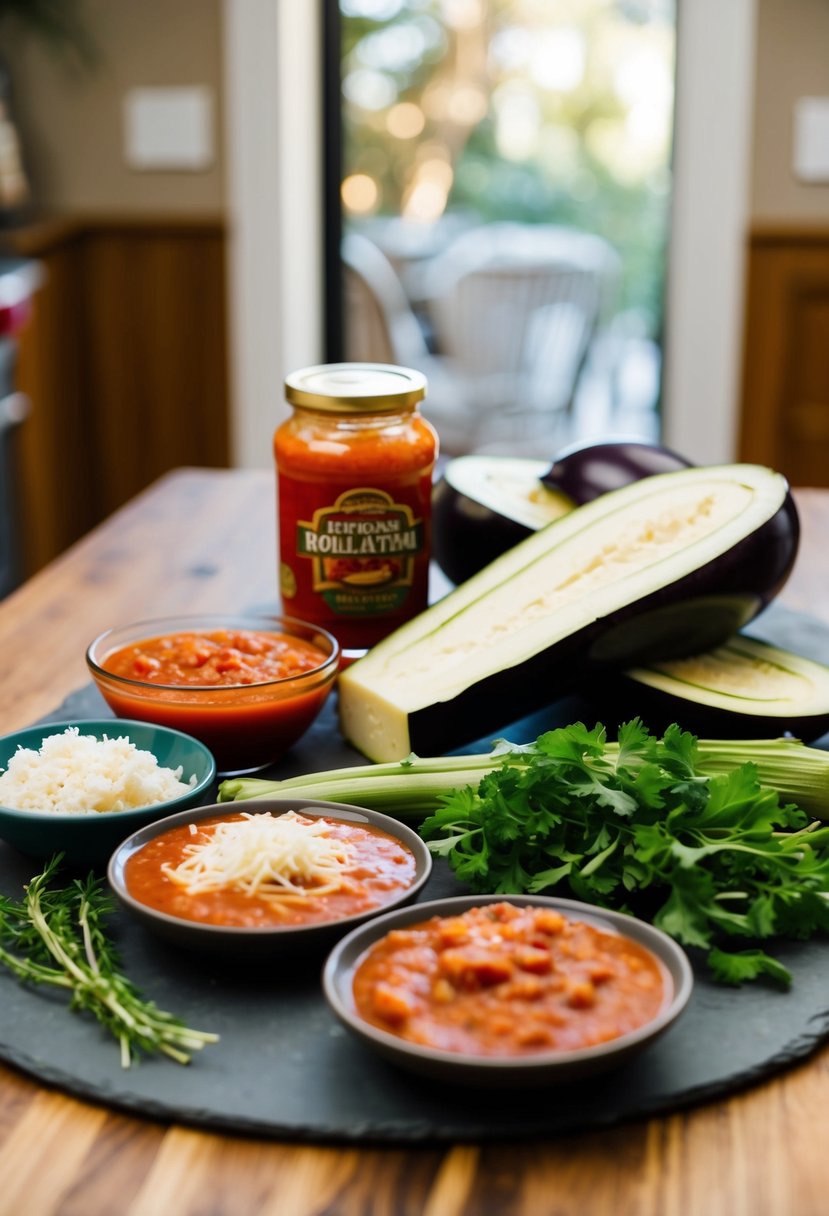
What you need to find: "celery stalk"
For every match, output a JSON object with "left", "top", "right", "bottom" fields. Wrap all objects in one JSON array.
[
  {"left": 217, "top": 755, "right": 503, "bottom": 819},
  {"left": 696, "top": 739, "right": 829, "bottom": 819},
  {"left": 217, "top": 736, "right": 829, "bottom": 821}
]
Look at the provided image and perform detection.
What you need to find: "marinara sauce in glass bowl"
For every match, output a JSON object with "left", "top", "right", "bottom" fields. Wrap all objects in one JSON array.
[{"left": 87, "top": 614, "right": 339, "bottom": 775}]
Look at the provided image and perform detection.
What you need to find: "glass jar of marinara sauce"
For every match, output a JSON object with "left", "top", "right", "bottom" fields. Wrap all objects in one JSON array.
[{"left": 274, "top": 363, "right": 438, "bottom": 654}]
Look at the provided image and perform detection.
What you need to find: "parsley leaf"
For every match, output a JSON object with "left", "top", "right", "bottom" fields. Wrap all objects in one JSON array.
[{"left": 708, "top": 948, "right": 793, "bottom": 987}]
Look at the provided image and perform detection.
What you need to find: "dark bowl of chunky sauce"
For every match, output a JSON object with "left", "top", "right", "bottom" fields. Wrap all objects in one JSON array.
[{"left": 323, "top": 894, "right": 693, "bottom": 1087}]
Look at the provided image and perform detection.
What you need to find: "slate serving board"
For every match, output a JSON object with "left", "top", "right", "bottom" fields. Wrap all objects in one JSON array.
[{"left": 0, "top": 602, "right": 828, "bottom": 1144}]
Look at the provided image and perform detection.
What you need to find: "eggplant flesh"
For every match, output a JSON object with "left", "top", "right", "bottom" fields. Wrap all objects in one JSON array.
[
  {"left": 433, "top": 442, "right": 692, "bottom": 585},
  {"left": 613, "top": 636, "right": 829, "bottom": 742},
  {"left": 340, "top": 464, "right": 799, "bottom": 761}
]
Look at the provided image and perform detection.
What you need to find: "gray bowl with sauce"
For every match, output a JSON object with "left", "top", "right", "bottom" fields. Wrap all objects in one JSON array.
[
  {"left": 107, "top": 798, "right": 432, "bottom": 957},
  {"left": 322, "top": 893, "right": 694, "bottom": 1088}
]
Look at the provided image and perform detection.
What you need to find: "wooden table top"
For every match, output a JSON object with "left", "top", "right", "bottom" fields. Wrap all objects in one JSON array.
[{"left": 0, "top": 468, "right": 827, "bottom": 1216}]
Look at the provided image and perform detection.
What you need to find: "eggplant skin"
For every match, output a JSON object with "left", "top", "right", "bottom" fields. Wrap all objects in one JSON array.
[
  {"left": 406, "top": 541, "right": 796, "bottom": 758},
  {"left": 586, "top": 489, "right": 800, "bottom": 666},
  {"left": 595, "top": 674, "right": 829, "bottom": 743},
  {"left": 431, "top": 475, "right": 536, "bottom": 585},
  {"left": 440, "top": 491, "right": 799, "bottom": 756},
  {"left": 542, "top": 439, "right": 692, "bottom": 500},
  {"left": 598, "top": 632, "right": 829, "bottom": 743},
  {"left": 344, "top": 467, "right": 801, "bottom": 761}
]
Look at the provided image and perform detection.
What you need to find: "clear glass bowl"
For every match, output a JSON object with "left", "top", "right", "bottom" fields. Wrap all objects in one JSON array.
[{"left": 87, "top": 614, "right": 339, "bottom": 775}]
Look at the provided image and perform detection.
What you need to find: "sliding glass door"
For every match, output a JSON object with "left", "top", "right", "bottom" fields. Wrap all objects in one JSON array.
[{"left": 323, "top": 0, "right": 676, "bottom": 457}]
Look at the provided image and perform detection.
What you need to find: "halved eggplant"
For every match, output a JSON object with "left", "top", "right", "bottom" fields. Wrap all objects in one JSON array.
[
  {"left": 339, "top": 464, "right": 799, "bottom": 761},
  {"left": 432, "top": 441, "right": 692, "bottom": 584},
  {"left": 607, "top": 636, "right": 829, "bottom": 742},
  {"left": 432, "top": 456, "right": 572, "bottom": 583}
]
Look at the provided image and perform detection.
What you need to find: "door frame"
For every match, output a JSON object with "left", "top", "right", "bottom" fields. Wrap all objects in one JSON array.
[
  {"left": 222, "top": 0, "right": 325, "bottom": 468},
  {"left": 662, "top": 0, "right": 757, "bottom": 464}
]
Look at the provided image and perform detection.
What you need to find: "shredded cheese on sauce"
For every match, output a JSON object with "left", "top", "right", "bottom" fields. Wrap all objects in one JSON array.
[
  {"left": 162, "top": 811, "right": 356, "bottom": 901},
  {"left": 0, "top": 727, "right": 195, "bottom": 815}
]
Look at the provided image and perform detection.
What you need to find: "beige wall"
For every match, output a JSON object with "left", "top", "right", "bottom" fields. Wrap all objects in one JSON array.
[
  {"left": 6, "top": 0, "right": 828, "bottom": 224},
  {"left": 751, "top": 0, "right": 829, "bottom": 221},
  {"left": 2, "top": 0, "right": 224, "bottom": 214}
]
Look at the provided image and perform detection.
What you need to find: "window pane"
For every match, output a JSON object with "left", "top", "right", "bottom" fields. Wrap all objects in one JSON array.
[{"left": 334, "top": 0, "right": 676, "bottom": 456}]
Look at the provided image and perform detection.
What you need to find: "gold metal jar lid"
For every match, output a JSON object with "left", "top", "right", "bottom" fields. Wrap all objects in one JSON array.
[{"left": 284, "top": 363, "right": 427, "bottom": 414}]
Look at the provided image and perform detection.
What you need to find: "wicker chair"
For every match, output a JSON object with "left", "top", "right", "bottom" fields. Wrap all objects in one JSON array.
[
  {"left": 341, "top": 231, "right": 479, "bottom": 454},
  {"left": 421, "top": 223, "right": 620, "bottom": 451},
  {"left": 342, "top": 225, "right": 620, "bottom": 454}
]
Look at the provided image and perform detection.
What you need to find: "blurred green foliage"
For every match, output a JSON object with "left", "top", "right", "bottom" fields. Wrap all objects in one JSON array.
[
  {"left": 340, "top": 0, "right": 674, "bottom": 334},
  {"left": 0, "top": 0, "right": 96, "bottom": 63}
]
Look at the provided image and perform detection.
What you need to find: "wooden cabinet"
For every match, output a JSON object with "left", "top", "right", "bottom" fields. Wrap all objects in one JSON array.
[
  {"left": 739, "top": 226, "right": 829, "bottom": 486},
  {"left": 6, "top": 214, "right": 230, "bottom": 576},
  {"left": 13, "top": 220, "right": 92, "bottom": 574}
]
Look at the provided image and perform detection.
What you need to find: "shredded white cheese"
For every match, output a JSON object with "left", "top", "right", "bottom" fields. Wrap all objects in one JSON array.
[
  {"left": 162, "top": 811, "right": 355, "bottom": 901},
  {"left": 0, "top": 727, "right": 196, "bottom": 815}
]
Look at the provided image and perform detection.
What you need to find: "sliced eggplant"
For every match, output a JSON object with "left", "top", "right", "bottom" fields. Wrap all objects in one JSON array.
[
  {"left": 433, "top": 441, "right": 692, "bottom": 584},
  {"left": 608, "top": 636, "right": 829, "bottom": 742},
  {"left": 340, "top": 464, "right": 799, "bottom": 761}
]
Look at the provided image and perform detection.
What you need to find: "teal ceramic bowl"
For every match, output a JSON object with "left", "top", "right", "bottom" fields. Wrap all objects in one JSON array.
[{"left": 0, "top": 719, "right": 216, "bottom": 867}]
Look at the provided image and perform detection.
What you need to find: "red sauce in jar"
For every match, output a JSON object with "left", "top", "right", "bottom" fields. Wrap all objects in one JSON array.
[
  {"left": 276, "top": 365, "right": 438, "bottom": 652},
  {"left": 124, "top": 812, "right": 418, "bottom": 928},
  {"left": 352, "top": 902, "right": 667, "bottom": 1056}
]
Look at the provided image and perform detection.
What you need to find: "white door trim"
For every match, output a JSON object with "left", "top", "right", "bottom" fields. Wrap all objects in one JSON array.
[
  {"left": 222, "top": 0, "right": 324, "bottom": 469},
  {"left": 662, "top": 0, "right": 757, "bottom": 464}
]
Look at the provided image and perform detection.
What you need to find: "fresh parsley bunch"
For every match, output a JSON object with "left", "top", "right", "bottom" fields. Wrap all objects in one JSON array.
[{"left": 420, "top": 720, "right": 829, "bottom": 984}]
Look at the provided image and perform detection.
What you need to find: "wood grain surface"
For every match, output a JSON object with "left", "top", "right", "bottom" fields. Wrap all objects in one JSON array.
[
  {"left": 0, "top": 469, "right": 827, "bottom": 1216},
  {"left": 739, "top": 226, "right": 829, "bottom": 491}
]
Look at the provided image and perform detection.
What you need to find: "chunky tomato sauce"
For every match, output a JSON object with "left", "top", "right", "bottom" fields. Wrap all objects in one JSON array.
[
  {"left": 97, "top": 679, "right": 330, "bottom": 773},
  {"left": 102, "top": 629, "right": 327, "bottom": 687},
  {"left": 353, "top": 903, "right": 667, "bottom": 1057},
  {"left": 275, "top": 413, "right": 437, "bottom": 479},
  {"left": 96, "top": 629, "right": 334, "bottom": 772},
  {"left": 125, "top": 813, "right": 417, "bottom": 928}
]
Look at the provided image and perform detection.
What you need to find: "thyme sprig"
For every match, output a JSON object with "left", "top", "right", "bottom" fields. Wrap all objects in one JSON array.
[{"left": 0, "top": 856, "right": 218, "bottom": 1067}]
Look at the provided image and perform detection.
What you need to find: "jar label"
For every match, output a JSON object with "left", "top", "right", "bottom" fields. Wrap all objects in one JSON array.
[{"left": 288, "top": 486, "right": 425, "bottom": 617}]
